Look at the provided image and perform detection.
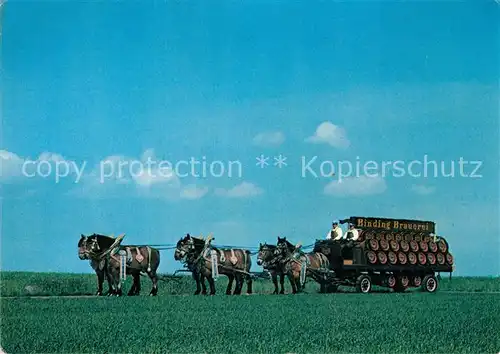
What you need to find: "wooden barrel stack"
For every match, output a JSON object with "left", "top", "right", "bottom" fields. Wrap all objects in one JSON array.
[{"left": 359, "top": 230, "right": 454, "bottom": 267}]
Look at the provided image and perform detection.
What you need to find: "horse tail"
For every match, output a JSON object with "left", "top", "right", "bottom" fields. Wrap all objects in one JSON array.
[
  {"left": 243, "top": 249, "right": 251, "bottom": 272},
  {"left": 153, "top": 247, "right": 160, "bottom": 271}
]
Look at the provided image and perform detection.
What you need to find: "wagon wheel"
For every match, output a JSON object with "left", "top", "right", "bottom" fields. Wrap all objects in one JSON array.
[
  {"left": 422, "top": 274, "right": 439, "bottom": 293},
  {"left": 419, "top": 241, "right": 429, "bottom": 252},
  {"left": 410, "top": 240, "right": 419, "bottom": 252},
  {"left": 395, "top": 233, "right": 402, "bottom": 242},
  {"left": 355, "top": 275, "right": 372, "bottom": 294},
  {"left": 428, "top": 241, "right": 438, "bottom": 253},
  {"left": 413, "top": 275, "right": 422, "bottom": 287},
  {"left": 379, "top": 239, "right": 390, "bottom": 251},
  {"left": 438, "top": 240, "right": 448, "bottom": 253},
  {"left": 397, "top": 252, "right": 407, "bottom": 265},
  {"left": 436, "top": 253, "right": 445, "bottom": 265},
  {"left": 400, "top": 275, "right": 409, "bottom": 288},
  {"left": 446, "top": 253, "right": 454, "bottom": 265},
  {"left": 377, "top": 251, "right": 388, "bottom": 264},
  {"left": 408, "top": 252, "right": 417, "bottom": 265},
  {"left": 369, "top": 239, "right": 379, "bottom": 251},
  {"left": 418, "top": 252, "right": 427, "bottom": 265},
  {"left": 366, "top": 251, "right": 377, "bottom": 264},
  {"left": 388, "top": 251, "right": 397, "bottom": 265},
  {"left": 390, "top": 240, "right": 400, "bottom": 252},
  {"left": 400, "top": 240, "right": 410, "bottom": 252},
  {"left": 427, "top": 253, "right": 436, "bottom": 265},
  {"left": 386, "top": 232, "right": 394, "bottom": 241},
  {"left": 386, "top": 275, "right": 396, "bottom": 288}
]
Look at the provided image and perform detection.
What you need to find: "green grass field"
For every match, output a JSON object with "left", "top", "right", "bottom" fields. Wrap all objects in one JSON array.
[{"left": 1, "top": 272, "right": 499, "bottom": 353}]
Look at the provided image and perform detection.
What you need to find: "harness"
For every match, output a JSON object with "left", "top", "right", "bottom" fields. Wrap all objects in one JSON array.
[
  {"left": 87, "top": 235, "right": 125, "bottom": 262},
  {"left": 279, "top": 248, "right": 329, "bottom": 285}
]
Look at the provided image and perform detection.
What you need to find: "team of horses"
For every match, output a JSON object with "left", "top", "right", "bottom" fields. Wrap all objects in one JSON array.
[{"left": 78, "top": 233, "right": 330, "bottom": 296}]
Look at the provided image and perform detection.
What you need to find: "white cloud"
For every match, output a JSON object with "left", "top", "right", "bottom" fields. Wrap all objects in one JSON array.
[
  {"left": 215, "top": 181, "right": 263, "bottom": 198},
  {"left": 324, "top": 175, "right": 387, "bottom": 196},
  {"left": 306, "top": 121, "right": 350, "bottom": 149},
  {"left": 0, "top": 150, "right": 25, "bottom": 180},
  {"left": 411, "top": 184, "right": 436, "bottom": 195},
  {"left": 180, "top": 184, "right": 209, "bottom": 200},
  {"left": 0, "top": 150, "right": 82, "bottom": 183},
  {"left": 252, "top": 131, "right": 285, "bottom": 147},
  {"left": 131, "top": 150, "right": 179, "bottom": 188},
  {"left": 70, "top": 149, "right": 208, "bottom": 201}
]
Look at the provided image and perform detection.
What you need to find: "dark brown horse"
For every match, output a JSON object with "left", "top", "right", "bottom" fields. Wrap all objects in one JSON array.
[
  {"left": 275, "top": 237, "right": 330, "bottom": 294},
  {"left": 78, "top": 234, "right": 114, "bottom": 296},
  {"left": 256, "top": 243, "right": 288, "bottom": 294},
  {"left": 78, "top": 234, "right": 160, "bottom": 296},
  {"left": 174, "top": 234, "right": 207, "bottom": 295},
  {"left": 174, "top": 234, "right": 252, "bottom": 295}
]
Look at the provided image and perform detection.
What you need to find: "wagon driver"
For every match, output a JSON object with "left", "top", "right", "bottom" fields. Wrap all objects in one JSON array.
[{"left": 326, "top": 221, "right": 343, "bottom": 241}]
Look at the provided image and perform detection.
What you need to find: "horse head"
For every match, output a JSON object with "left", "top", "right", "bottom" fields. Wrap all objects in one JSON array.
[
  {"left": 257, "top": 243, "right": 276, "bottom": 266},
  {"left": 79, "top": 233, "right": 116, "bottom": 260},
  {"left": 78, "top": 234, "right": 89, "bottom": 260},
  {"left": 275, "top": 236, "right": 294, "bottom": 259},
  {"left": 174, "top": 233, "right": 196, "bottom": 261}
]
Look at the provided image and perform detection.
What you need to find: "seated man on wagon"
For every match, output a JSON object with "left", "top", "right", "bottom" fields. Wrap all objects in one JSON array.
[
  {"left": 344, "top": 224, "right": 359, "bottom": 241},
  {"left": 326, "top": 221, "right": 343, "bottom": 241}
]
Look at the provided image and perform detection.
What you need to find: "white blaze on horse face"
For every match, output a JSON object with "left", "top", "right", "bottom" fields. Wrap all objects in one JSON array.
[{"left": 256, "top": 254, "right": 263, "bottom": 265}]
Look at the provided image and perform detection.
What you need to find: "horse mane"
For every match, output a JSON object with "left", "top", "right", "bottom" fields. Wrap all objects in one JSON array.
[
  {"left": 88, "top": 233, "right": 116, "bottom": 250},
  {"left": 260, "top": 243, "right": 276, "bottom": 250},
  {"left": 277, "top": 238, "right": 295, "bottom": 251}
]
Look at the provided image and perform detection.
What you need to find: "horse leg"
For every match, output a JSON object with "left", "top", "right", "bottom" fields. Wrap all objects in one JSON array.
[
  {"left": 279, "top": 273, "right": 285, "bottom": 294},
  {"left": 207, "top": 275, "right": 216, "bottom": 295},
  {"left": 113, "top": 271, "right": 123, "bottom": 297},
  {"left": 105, "top": 269, "right": 115, "bottom": 296},
  {"left": 106, "top": 262, "right": 122, "bottom": 297},
  {"left": 287, "top": 273, "right": 297, "bottom": 294},
  {"left": 201, "top": 273, "right": 207, "bottom": 295},
  {"left": 271, "top": 272, "right": 279, "bottom": 294},
  {"left": 246, "top": 274, "right": 253, "bottom": 295},
  {"left": 193, "top": 271, "right": 202, "bottom": 295},
  {"left": 294, "top": 266, "right": 303, "bottom": 293},
  {"left": 96, "top": 270, "right": 104, "bottom": 296},
  {"left": 134, "top": 273, "right": 141, "bottom": 295},
  {"left": 127, "top": 278, "right": 136, "bottom": 296},
  {"left": 128, "top": 273, "right": 139, "bottom": 296},
  {"left": 148, "top": 271, "right": 158, "bottom": 296},
  {"left": 225, "top": 274, "right": 234, "bottom": 295},
  {"left": 233, "top": 275, "right": 243, "bottom": 295}
]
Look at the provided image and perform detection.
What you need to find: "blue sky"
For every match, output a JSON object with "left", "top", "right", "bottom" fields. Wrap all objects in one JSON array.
[{"left": 1, "top": 1, "right": 499, "bottom": 276}]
